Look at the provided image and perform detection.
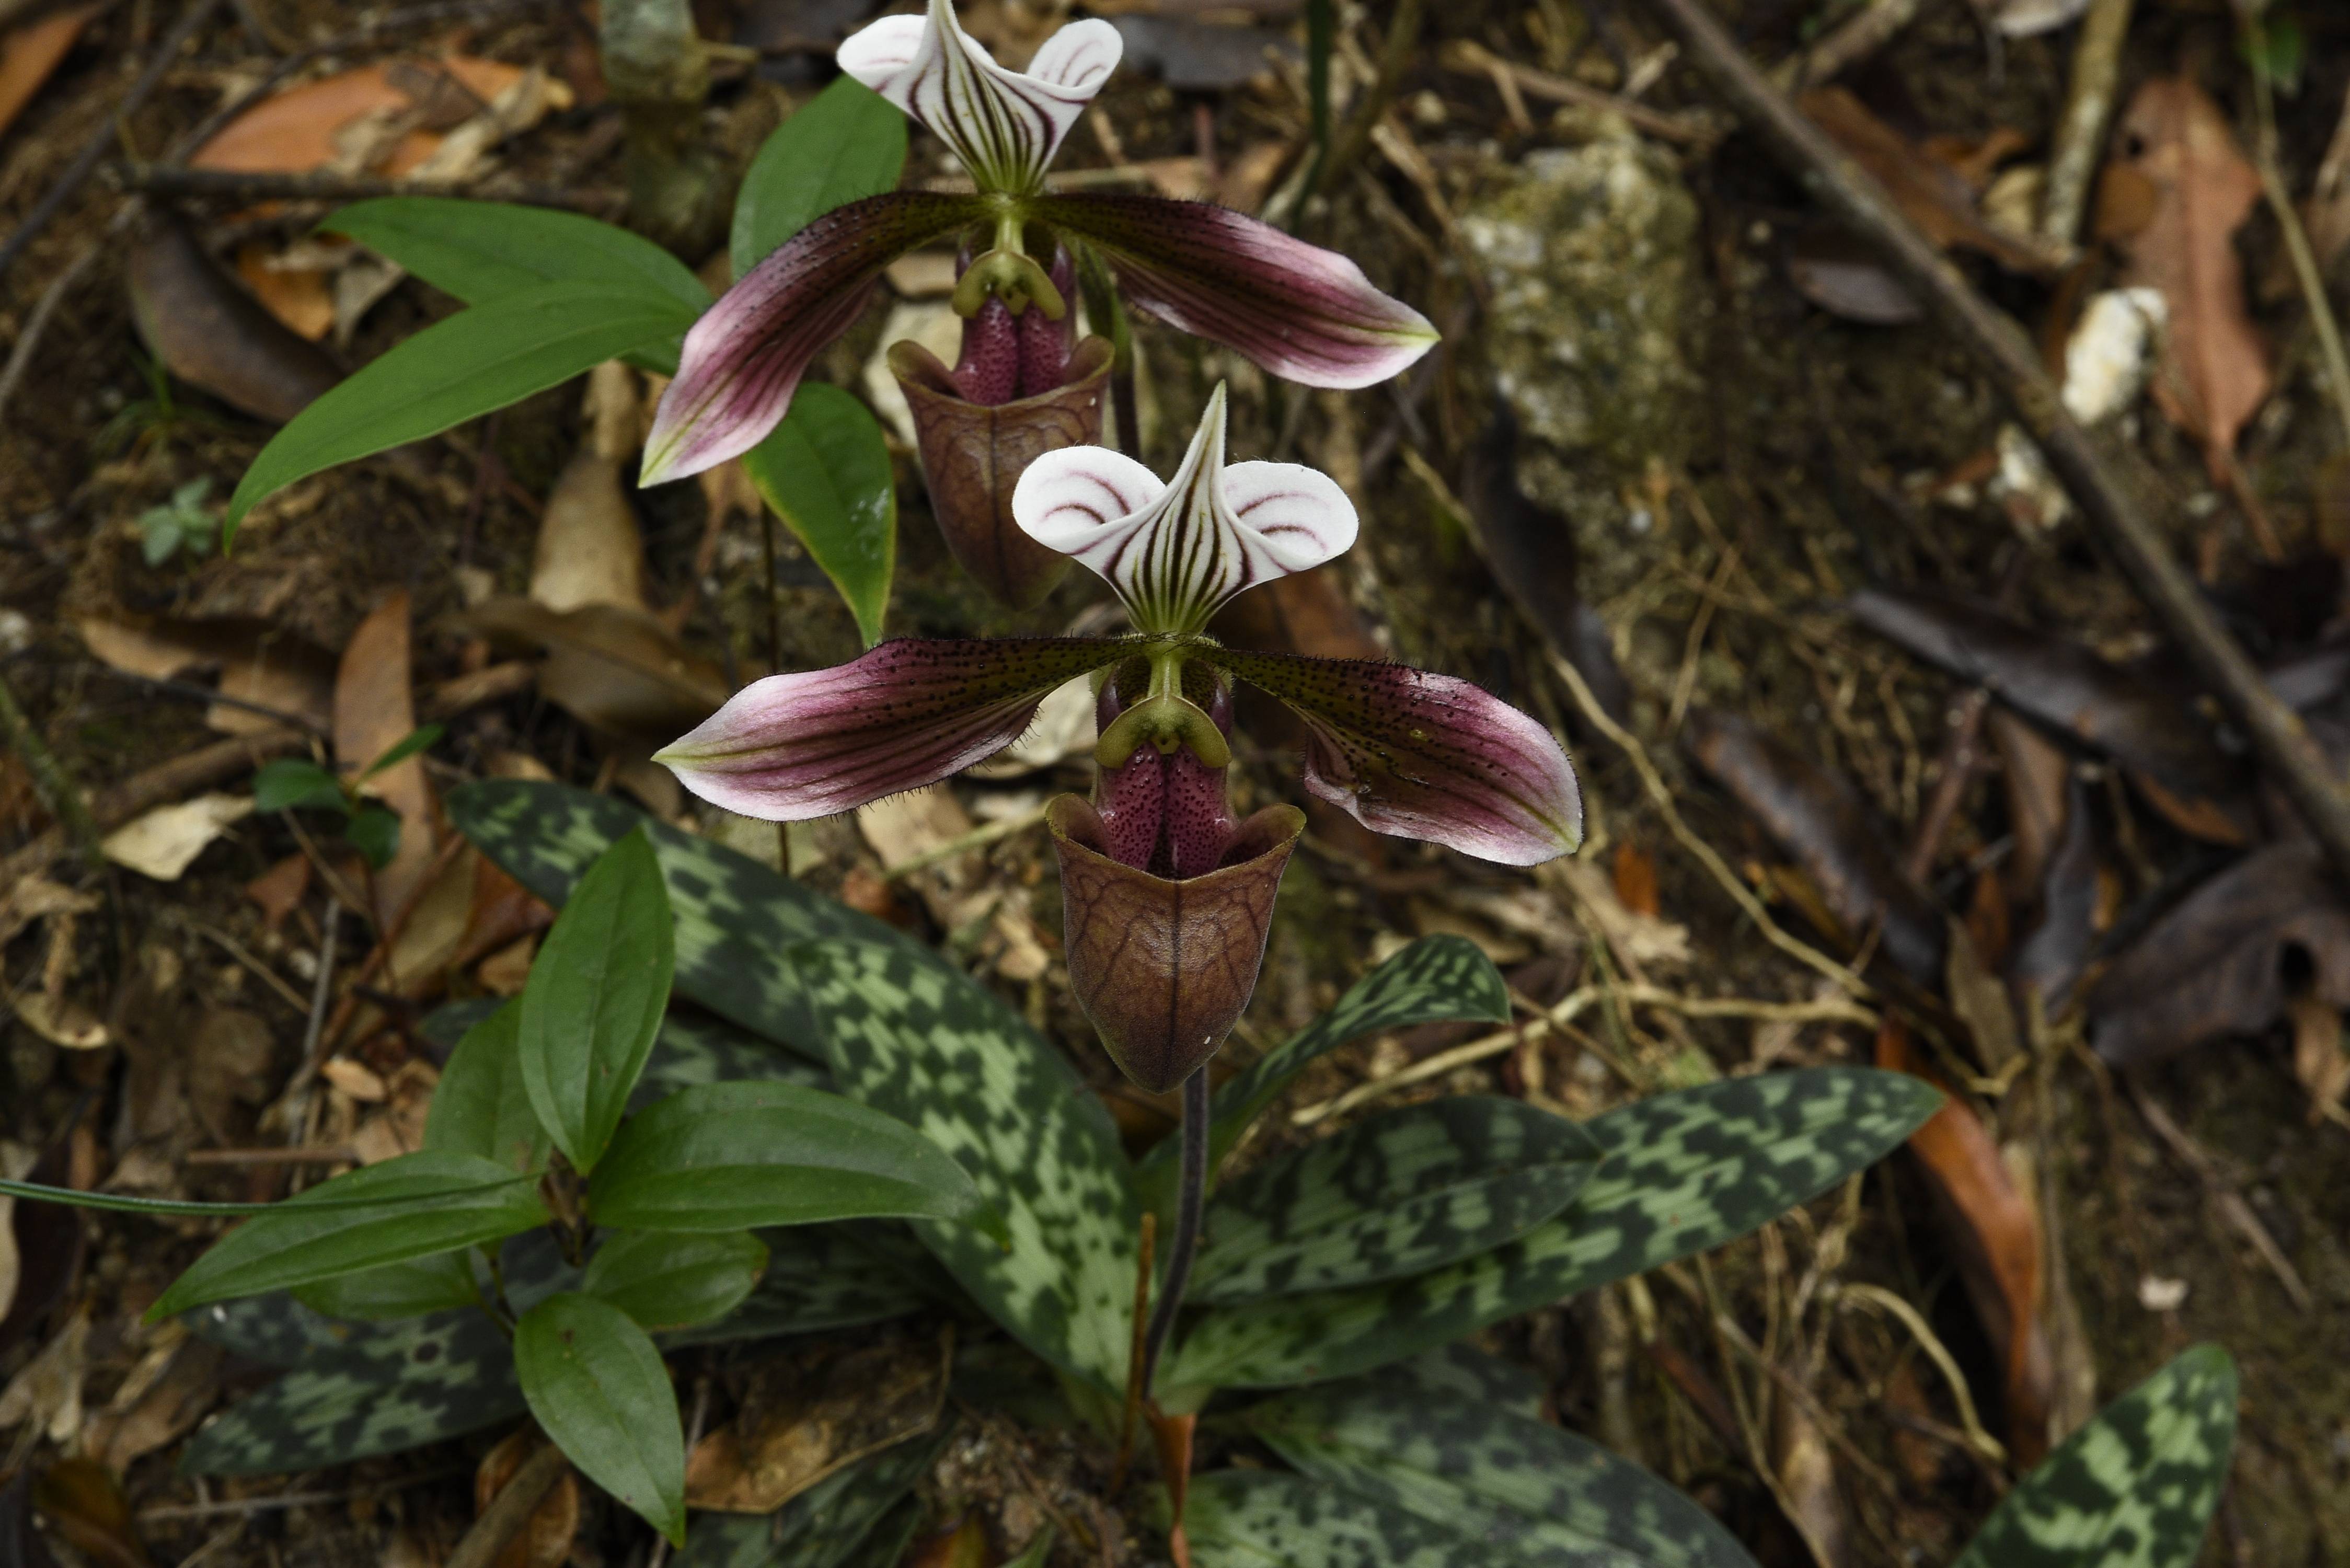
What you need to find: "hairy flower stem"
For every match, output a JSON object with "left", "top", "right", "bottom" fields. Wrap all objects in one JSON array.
[{"left": 1141, "top": 1068, "right": 1210, "bottom": 1391}]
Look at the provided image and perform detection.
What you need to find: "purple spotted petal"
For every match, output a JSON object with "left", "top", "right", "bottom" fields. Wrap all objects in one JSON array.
[
  {"left": 838, "top": 0, "right": 1120, "bottom": 194},
  {"left": 1197, "top": 647, "right": 1583, "bottom": 866},
  {"left": 656, "top": 637, "right": 1130, "bottom": 818},
  {"left": 1012, "top": 384, "right": 1356, "bottom": 633},
  {"left": 641, "top": 191, "right": 985, "bottom": 485},
  {"left": 1034, "top": 193, "right": 1438, "bottom": 389}
]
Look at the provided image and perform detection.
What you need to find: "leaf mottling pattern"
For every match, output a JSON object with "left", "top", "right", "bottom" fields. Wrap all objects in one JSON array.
[
  {"left": 790, "top": 940, "right": 1140, "bottom": 1393},
  {"left": 1952, "top": 1344, "right": 2237, "bottom": 1568},
  {"left": 1180, "top": 1471, "right": 1472, "bottom": 1568},
  {"left": 1164, "top": 1069, "right": 1940, "bottom": 1390},
  {"left": 1245, "top": 1381, "right": 1758, "bottom": 1568},
  {"left": 1191, "top": 1097, "right": 1599, "bottom": 1304},
  {"left": 679, "top": 1427, "right": 952, "bottom": 1568}
]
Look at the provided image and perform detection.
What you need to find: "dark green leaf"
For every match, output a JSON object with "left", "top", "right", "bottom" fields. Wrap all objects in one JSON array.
[
  {"left": 448, "top": 781, "right": 938, "bottom": 1057},
  {"left": 149, "top": 1151, "right": 549, "bottom": 1320},
  {"left": 425, "top": 1002, "right": 551, "bottom": 1174},
  {"left": 679, "top": 1428, "right": 950, "bottom": 1568},
  {"left": 741, "top": 384, "right": 896, "bottom": 647},
  {"left": 1143, "top": 936, "right": 1508, "bottom": 1213},
  {"left": 731, "top": 77, "right": 907, "bottom": 279},
  {"left": 515, "top": 1293, "right": 687, "bottom": 1545},
  {"left": 661, "top": 1225, "right": 933, "bottom": 1348},
  {"left": 1192, "top": 1097, "right": 1600, "bottom": 1304},
  {"left": 1164, "top": 1069, "right": 1940, "bottom": 1391},
  {"left": 360, "top": 722, "right": 444, "bottom": 781},
  {"left": 225, "top": 283, "right": 701, "bottom": 537},
  {"left": 252, "top": 759, "right": 348, "bottom": 815},
  {"left": 790, "top": 939, "right": 1139, "bottom": 1394},
  {"left": 1179, "top": 1471, "right": 1473, "bottom": 1568},
  {"left": 343, "top": 804, "right": 402, "bottom": 869},
  {"left": 1387, "top": 1343, "right": 1547, "bottom": 1423},
  {"left": 292, "top": 1250, "right": 481, "bottom": 1321},
  {"left": 582, "top": 1230, "right": 767, "bottom": 1331},
  {"left": 588, "top": 1082, "right": 987, "bottom": 1233},
  {"left": 518, "top": 827, "right": 675, "bottom": 1174},
  {"left": 1245, "top": 1380, "right": 1758, "bottom": 1568},
  {"left": 1951, "top": 1344, "right": 2237, "bottom": 1568}
]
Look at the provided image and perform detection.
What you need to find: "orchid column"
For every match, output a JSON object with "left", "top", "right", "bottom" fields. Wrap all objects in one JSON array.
[{"left": 658, "top": 388, "right": 1584, "bottom": 1400}]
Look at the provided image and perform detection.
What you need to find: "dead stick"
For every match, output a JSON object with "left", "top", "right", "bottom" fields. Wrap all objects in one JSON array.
[
  {"left": 1644, "top": 0, "right": 2350, "bottom": 890},
  {"left": 2039, "top": 0, "right": 2134, "bottom": 249},
  {"left": 114, "top": 165, "right": 617, "bottom": 212},
  {"left": 444, "top": 1440, "right": 568, "bottom": 1568}
]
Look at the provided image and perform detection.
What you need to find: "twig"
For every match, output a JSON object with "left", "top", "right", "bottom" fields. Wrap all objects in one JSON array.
[
  {"left": 2127, "top": 1078, "right": 2313, "bottom": 1311},
  {"left": 883, "top": 803, "right": 1051, "bottom": 881},
  {"left": 444, "top": 1440, "right": 569, "bottom": 1568},
  {"left": 113, "top": 164, "right": 619, "bottom": 212},
  {"left": 1768, "top": 0, "right": 1921, "bottom": 92},
  {"left": 2246, "top": 31, "right": 2350, "bottom": 465},
  {"left": 0, "top": 240, "right": 100, "bottom": 423},
  {"left": 86, "top": 667, "right": 330, "bottom": 735},
  {"left": 138, "top": 1467, "right": 473, "bottom": 1522},
  {"left": 1903, "top": 687, "right": 1990, "bottom": 883},
  {"left": 0, "top": 665, "right": 100, "bottom": 866},
  {"left": 0, "top": 0, "right": 228, "bottom": 288},
  {"left": 1310, "top": 0, "right": 1421, "bottom": 197},
  {"left": 281, "top": 894, "right": 340, "bottom": 1145},
  {"left": 183, "top": 1147, "right": 359, "bottom": 1166},
  {"left": 2038, "top": 0, "right": 2134, "bottom": 249},
  {"left": 1441, "top": 40, "right": 1714, "bottom": 145},
  {"left": 1548, "top": 650, "right": 1872, "bottom": 999},
  {"left": 163, "top": 913, "right": 313, "bottom": 1014},
  {"left": 1830, "top": 1282, "right": 2007, "bottom": 1463},
  {"left": 1141, "top": 1070, "right": 1210, "bottom": 1393},
  {"left": 1645, "top": 0, "right": 2350, "bottom": 892}
]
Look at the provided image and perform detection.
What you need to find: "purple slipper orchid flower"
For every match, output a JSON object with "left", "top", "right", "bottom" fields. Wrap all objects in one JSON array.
[
  {"left": 657, "top": 387, "right": 1580, "bottom": 1091},
  {"left": 637, "top": 0, "right": 1439, "bottom": 489}
]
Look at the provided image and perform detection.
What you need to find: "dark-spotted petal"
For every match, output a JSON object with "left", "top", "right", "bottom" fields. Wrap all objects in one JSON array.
[
  {"left": 656, "top": 637, "right": 1131, "bottom": 819},
  {"left": 838, "top": 0, "right": 1120, "bottom": 194},
  {"left": 641, "top": 191, "right": 985, "bottom": 485},
  {"left": 1197, "top": 647, "right": 1582, "bottom": 866},
  {"left": 1037, "top": 193, "right": 1438, "bottom": 389}
]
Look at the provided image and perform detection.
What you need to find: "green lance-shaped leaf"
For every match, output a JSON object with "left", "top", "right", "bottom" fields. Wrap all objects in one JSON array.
[
  {"left": 447, "top": 780, "right": 946, "bottom": 1057},
  {"left": 518, "top": 826, "right": 675, "bottom": 1175},
  {"left": 427, "top": 1002, "right": 552, "bottom": 1174},
  {"left": 225, "top": 282, "right": 701, "bottom": 538},
  {"left": 1191, "top": 1097, "right": 1600, "bottom": 1305},
  {"left": 515, "top": 1293, "right": 688, "bottom": 1546},
  {"left": 147, "top": 1151, "right": 549, "bottom": 1321},
  {"left": 1952, "top": 1344, "right": 2238, "bottom": 1568},
  {"left": 789, "top": 938, "right": 1140, "bottom": 1395},
  {"left": 1245, "top": 1381, "right": 1759, "bottom": 1568},
  {"left": 732, "top": 76, "right": 908, "bottom": 281},
  {"left": 292, "top": 1250, "right": 482, "bottom": 1322},
  {"left": 1163, "top": 1068, "right": 1940, "bottom": 1391},
  {"left": 1177, "top": 1471, "right": 1477, "bottom": 1568},
  {"left": 582, "top": 1229, "right": 768, "bottom": 1332},
  {"left": 1141, "top": 935, "right": 1508, "bottom": 1215},
  {"left": 587, "top": 1081, "right": 989, "bottom": 1235},
  {"left": 680, "top": 1428, "right": 951, "bottom": 1568},
  {"left": 662, "top": 1225, "right": 934, "bottom": 1350},
  {"left": 741, "top": 383, "right": 897, "bottom": 648},
  {"left": 252, "top": 758, "right": 349, "bottom": 815}
]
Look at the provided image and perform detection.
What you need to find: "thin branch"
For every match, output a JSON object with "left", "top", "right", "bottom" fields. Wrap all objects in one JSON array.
[
  {"left": 1644, "top": 0, "right": 2350, "bottom": 891},
  {"left": 113, "top": 164, "right": 619, "bottom": 212},
  {"left": 444, "top": 1440, "right": 569, "bottom": 1568},
  {"left": 2038, "top": 0, "right": 2135, "bottom": 249},
  {"left": 0, "top": 240, "right": 100, "bottom": 423}
]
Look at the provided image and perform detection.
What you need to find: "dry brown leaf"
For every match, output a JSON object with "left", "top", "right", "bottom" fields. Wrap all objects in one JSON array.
[
  {"left": 2288, "top": 993, "right": 2350, "bottom": 1125},
  {"left": 0, "top": 1309, "right": 87, "bottom": 1445},
  {"left": 903, "top": 1515, "right": 992, "bottom": 1568},
  {"left": 532, "top": 451, "right": 648, "bottom": 614},
  {"left": 31, "top": 1458, "right": 149, "bottom": 1568},
  {"left": 0, "top": 877, "right": 95, "bottom": 951},
  {"left": 1611, "top": 843, "right": 1660, "bottom": 918},
  {"left": 0, "top": 5, "right": 98, "bottom": 142},
  {"left": 126, "top": 216, "right": 342, "bottom": 425},
  {"left": 2106, "top": 77, "right": 2271, "bottom": 473},
  {"left": 350, "top": 1060, "right": 437, "bottom": 1164},
  {"left": 475, "top": 1432, "right": 580, "bottom": 1568},
  {"left": 406, "top": 66, "right": 571, "bottom": 184},
  {"left": 335, "top": 591, "right": 437, "bottom": 926},
  {"left": 87, "top": 1332, "right": 225, "bottom": 1472},
  {"left": 1801, "top": 88, "right": 2051, "bottom": 274},
  {"left": 101, "top": 793, "right": 254, "bottom": 882},
  {"left": 190, "top": 56, "right": 525, "bottom": 176},
  {"left": 686, "top": 1329, "right": 950, "bottom": 1513},
  {"left": 243, "top": 851, "right": 311, "bottom": 929},
  {"left": 455, "top": 598, "right": 728, "bottom": 739},
  {"left": 234, "top": 243, "right": 335, "bottom": 341},
  {"left": 188, "top": 1010, "right": 277, "bottom": 1143}
]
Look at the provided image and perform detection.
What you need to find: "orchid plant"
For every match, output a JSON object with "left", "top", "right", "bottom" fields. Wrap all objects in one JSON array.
[{"left": 654, "top": 382, "right": 1576, "bottom": 1382}]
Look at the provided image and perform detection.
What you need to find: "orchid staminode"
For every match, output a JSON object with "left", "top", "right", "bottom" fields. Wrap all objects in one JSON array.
[
  {"left": 659, "top": 388, "right": 1581, "bottom": 1091},
  {"left": 637, "top": 0, "right": 1439, "bottom": 489}
]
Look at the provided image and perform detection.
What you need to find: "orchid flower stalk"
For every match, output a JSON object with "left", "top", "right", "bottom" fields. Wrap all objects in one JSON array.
[
  {"left": 658, "top": 387, "right": 1580, "bottom": 1395},
  {"left": 638, "top": 0, "right": 1439, "bottom": 606}
]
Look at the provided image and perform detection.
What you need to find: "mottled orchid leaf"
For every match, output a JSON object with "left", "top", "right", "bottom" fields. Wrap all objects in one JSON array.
[
  {"left": 1390, "top": 1343, "right": 1547, "bottom": 1422},
  {"left": 1162, "top": 1069, "right": 1940, "bottom": 1390},
  {"left": 663, "top": 1225, "right": 935, "bottom": 1348},
  {"left": 1014, "top": 384, "right": 1356, "bottom": 635},
  {"left": 1138, "top": 935, "right": 1508, "bottom": 1205},
  {"left": 656, "top": 636, "right": 1132, "bottom": 821},
  {"left": 1198, "top": 645, "right": 1582, "bottom": 867},
  {"left": 582, "top": 1230, "right": 768, "bottom": 1332},
  {"left": 1245, "top": 1381, "right": 1758, "bottom": 1568},
  {"left": 292, "top": 1250, "right": 481, "bottom": 1321},
  {"left": 731, "top": 76, "right": 907, "bottom": 280},
  {"left": 424, "top": 1002, "right": 550, "bottom": 1174},
  {"left": 740, "top": 383, "right": 897, "bottom": 648},
  {"left": 447, "top": 780, "right": 935, "bottom": 1055},
  {"left": 789, "top": 939, "right": 1140, "bottom": 1394},
  {"left": 639, "top": 1008, "right": 832, "bottom": 1102},
  {"left": 1177, "top": 1471, "right": 1473, "bottom": 1568},
  {"left": 681, "top": 1428, "right": 951, "bottom": 1568},
  {"left": 642, "top": 191, "right": 986, "bottom": 484},
  {"left": 837, "top": 0, "right": 1118, "bottom": 194},
  {"left": 1190, "top": 1098, "right": 1600, "bottom": 1305},
  {"left": 1036, "top": 193, "right": 1438, "bottom": 390},
  {"left": 1951, "top": 1344, "right": 2237, "bottom": 1568}
]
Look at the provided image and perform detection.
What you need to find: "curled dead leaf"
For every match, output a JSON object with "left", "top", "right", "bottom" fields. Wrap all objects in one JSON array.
[
  {"left": 685, "top": 1328, "right": 950, "bottom": 1514},
  {"left": 454, "top": 598, "right": 728, "bottom": 740},
  {"left": 125, "top": 216, "right": 341, "bottom": 425}
]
